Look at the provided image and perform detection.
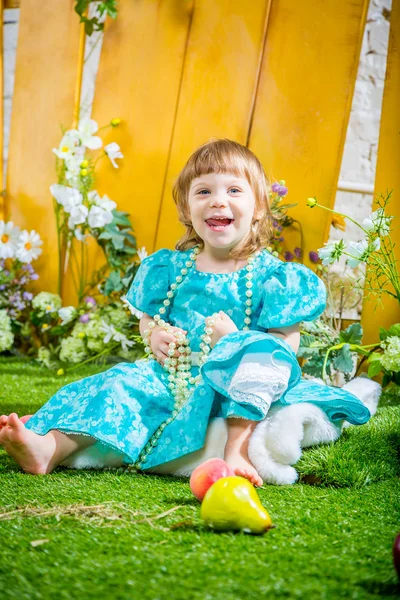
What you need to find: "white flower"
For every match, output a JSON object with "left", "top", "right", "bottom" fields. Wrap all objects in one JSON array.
[
  {"left": 96, "top": 194, "right": 117, "bottom": 212},
  {"left": 121, "top": 295, "right": 143, "bottom": 319},
  {"left": 380, "top": 336, "right": 400, "bottom": 372},
  {"left": 0, "top": 221, "right": 20, "bottom": 259},
  {"left": 15, "top": 230, "right": 43, "bottom": 264},
  {"left": 100, "top": 322, "right": 136, "bottom": 351},
  {"left": 137, "top": 246, "right": 148, "bottom": 262},
  {"left": 318, "top": 240, "right": 346, "bottom": 266},
  {"left": 0, "top": 309, "right": 13, "bottom": 352},
  {"left": 362, "top": 208, "right": 392, "bottom": 238},
  {"left": 77, "top": 119, "right": 102, "bottom": 150},
  {"left": 88, "top": 205, "right": 114, "bottom": 229},
  {"left": 104, "top": 142, "right": 123, "bottom": 168},
  {"left": 52, "top": 130, "right": 80, "bottom": 160},
  {"left": 88, "top": 190, "right": 117, "bottom": 212},
  {"left": 346, "top": 238, "right": 380, "bottom": 268},
  {"left": 50, "top": 184, "right": 83, "bottom": 213},
  {"left": 58, "top": 306, "right": 77, "bottom": 326},
  {"left": 68, "top": 204, "right": 89, "bottom": 229},
  {"left": 88, "top": 190, "right": 101, "bottom": 204},
  {"left": 74, "top": 228, "right": 88, "bottom": 242}
]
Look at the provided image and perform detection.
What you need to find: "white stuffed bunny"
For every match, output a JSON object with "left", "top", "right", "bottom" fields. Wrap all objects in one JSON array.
[{"left": 62, "top": 376, "right": 381, "bottom": 485}]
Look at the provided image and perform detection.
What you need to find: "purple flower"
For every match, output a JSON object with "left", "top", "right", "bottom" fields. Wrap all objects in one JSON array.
[
  {"left": 22, "top": 291, "right": 33, "bottom": 301},
  {"left": 277, "top": 185, "right": 288, "bottom": 197},
  {"left": 276, "top": 226, "right": 283, "bottom": 233},
  {"left": 278, "top": 237, "right": 284, "bottom": 242},
  {"left": 0, "top": 284, "right": 6, "bottom": 291},
  {"left": 84, "top": 296, "right": 96, "bottom": 308},
  {"left": 0, "top": 260, "right": 4, "bottom": 269},
  {"left": 294, "top": 247, "right": 302, "bottom": 259},
  {"left": 271, "top": 183, "right": 281, "bottom": 193},
  {"left": 80, "top": 313, "right": 90, "bottom": 323},
  {"left": 309, "top": 251, "right": 320, "bottom": 264},
  {"left": 16, "top": 302, "right": 26, "bottom": 310},
  {"left": 3, "top": 270, "right": 9, "bottom": 277},
  {"left": 284, "top": 251, "right": 294, "bottom": 262},
  {"left": 22, "top": 264, "right": 34, "bottom": 273},
  {"left": 272, "top": 219, "right": 279, "bottom": 228},
  {"left": 30, "top": 273, "right": 39, "bottom": 280},
  {"left": 19, "top": 276, "right": 27, "bottom": 285}
]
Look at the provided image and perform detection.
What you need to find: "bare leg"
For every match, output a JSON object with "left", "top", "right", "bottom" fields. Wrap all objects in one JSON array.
[
  {"left": 224, "top": 418, "right": 263, "bottom": 487},
  {"left": 0, "top": 413, "right": 96, "bottom": 475}
]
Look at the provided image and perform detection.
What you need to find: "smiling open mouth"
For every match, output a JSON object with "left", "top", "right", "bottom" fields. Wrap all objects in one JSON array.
[{"left": 205, "top": 218, "right": 234, "bottom": 231}]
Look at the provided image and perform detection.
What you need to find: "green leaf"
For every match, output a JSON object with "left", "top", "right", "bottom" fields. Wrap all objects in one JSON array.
[
  {"left": 333, "top": 344, "right": 354, "bottom": 373},
  {"left": 103, "top": 271, "right": 123, "bottom": 295},
  {"left": 387, "top": 323, "right": 400, "bottom": 338},
  {"left": 379, "top": 327, "right": 390, "bottom": 341},
  {"left": 367, "top": 360, "right": 382, "bottom": 378},
  {"left": 301, "top": 356, "right": 325, "bottom": 378},
  {"left": 339, "top": 323, "right": 363, "bottom": 345},
  {"left": 367, "top": 351, "right": 382, "bottom": 364}
]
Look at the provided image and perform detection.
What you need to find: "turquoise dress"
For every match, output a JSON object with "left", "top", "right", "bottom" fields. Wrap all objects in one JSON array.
[{"left": 25, "top": 248, "right": 370, "bottom": 469}]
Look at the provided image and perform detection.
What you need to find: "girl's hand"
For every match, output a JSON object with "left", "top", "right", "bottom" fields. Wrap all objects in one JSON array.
[
  {"left": 208, "top": 311, "right": 238, "bottom": 348},
  {"left": 150, "top": 324, "right": 187, "bottom": 365}
]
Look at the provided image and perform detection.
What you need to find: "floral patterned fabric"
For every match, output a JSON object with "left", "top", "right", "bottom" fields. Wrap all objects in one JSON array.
[{"left": 25, "top": 248, "right": 371, "bottom": 469}]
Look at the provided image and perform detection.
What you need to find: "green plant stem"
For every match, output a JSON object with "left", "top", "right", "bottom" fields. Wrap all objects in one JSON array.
[
  {"left": 69, "top": 241, "right": 81, "bottom": 299},
  {"left": 64, "top": 342, "right": 121, "bottom": 373},
  {"left": 322, "top": 341, "right": 381, "bottom": 382},
  {"left": 313, "top": 203, "right": 369, "bottom": 236}
]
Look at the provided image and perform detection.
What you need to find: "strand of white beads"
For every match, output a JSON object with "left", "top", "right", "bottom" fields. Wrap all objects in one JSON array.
[{"left": 131, "top": 246, "right": 259, "bottom": 470}]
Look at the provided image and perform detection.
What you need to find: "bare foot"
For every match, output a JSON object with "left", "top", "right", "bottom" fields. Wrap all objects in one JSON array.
[
  {"left": 0, "top": 413, "right": 57, "bottom": 475},
  {"left": 225, "top": 451, "right": 263, "bottom": 487}
]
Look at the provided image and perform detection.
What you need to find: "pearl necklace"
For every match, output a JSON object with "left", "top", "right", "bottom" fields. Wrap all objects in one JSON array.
[{"left": 131, "top": 245, "right": 259, "bottom": 470}]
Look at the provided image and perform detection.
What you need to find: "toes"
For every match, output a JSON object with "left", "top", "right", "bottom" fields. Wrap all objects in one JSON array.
[
  {"left": 0, "top": 415, "right": 8, "bottom": 426},
  {"left": 8, "top": 413, "right": 22, "bottom": 429}
]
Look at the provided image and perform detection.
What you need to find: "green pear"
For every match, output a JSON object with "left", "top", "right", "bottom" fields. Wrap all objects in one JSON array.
[{"left": 200, "top": 476, "right": 272, "bottom": 534}]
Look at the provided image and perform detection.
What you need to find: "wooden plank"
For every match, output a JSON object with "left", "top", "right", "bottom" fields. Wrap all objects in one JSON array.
[
  {"left": 361, "top": 0, "right": 400, "bottom": 344},
  {"left": 5, "top": 0, "right": 81, "bottom": 293},
  {"left": 0, "top": 1, "right": 3, "bottom": 218},
  {"left": 155, "top": 0, "right": 270, "bottom": 249},
  {"left": 90, "top": 0, "right": 195, "bottom": 280},
  {"left": 249, "top": 0, "right": 368, "bottom": 265}
]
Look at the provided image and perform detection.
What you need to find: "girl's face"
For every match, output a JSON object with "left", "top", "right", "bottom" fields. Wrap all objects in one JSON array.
[{"left": 188, "top": 172, "right": 257, "bottom": 254}]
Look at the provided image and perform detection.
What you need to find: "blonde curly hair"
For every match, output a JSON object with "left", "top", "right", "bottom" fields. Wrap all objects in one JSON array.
[{"left": 172, "top": 138, "right": 273, "bottom": 260}]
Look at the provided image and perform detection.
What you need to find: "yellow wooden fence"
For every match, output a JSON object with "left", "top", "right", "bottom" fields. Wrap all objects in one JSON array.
[{"left": 1, "top": 0, "right": 399, "bottom": 339}]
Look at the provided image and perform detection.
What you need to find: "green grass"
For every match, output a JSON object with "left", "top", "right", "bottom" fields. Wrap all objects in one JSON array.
[{"left": 1, "top": 357, "right": 400, "bottom": 599}]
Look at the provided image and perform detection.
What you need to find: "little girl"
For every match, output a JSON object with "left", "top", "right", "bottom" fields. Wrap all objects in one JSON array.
[{"left": 0, "top": 139, "right": 370, "bottom": 485}]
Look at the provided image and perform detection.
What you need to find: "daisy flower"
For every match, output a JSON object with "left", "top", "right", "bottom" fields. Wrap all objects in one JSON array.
[
  {"left": 0, "top": 221, "right": 20, "bottom": 259},
  {"left": 15, "top": 230, "right": 43, "bottom": 263}
]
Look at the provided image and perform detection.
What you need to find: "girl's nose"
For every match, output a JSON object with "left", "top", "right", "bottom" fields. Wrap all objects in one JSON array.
[{"left": 209, "top": 195, "right": 227, "bottom": 207}]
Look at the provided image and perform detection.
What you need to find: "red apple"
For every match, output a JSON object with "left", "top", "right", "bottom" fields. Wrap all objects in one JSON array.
[
  {"left": 190, "top": 458, "right": 235, "bottom": 501},
  {"left": 394, "top": 532, "right": 400, "bottom": 578}
]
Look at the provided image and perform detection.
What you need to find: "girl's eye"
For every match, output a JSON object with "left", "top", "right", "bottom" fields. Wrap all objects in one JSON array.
[
  {"left": 229, "top": 188, "right": 240, "bottom": 194},
  {"left": 197, "top": 189, "right": 210, "bottom": 195}
]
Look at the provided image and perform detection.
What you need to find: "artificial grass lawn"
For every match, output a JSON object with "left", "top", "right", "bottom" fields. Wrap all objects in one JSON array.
[{"left": 1, "top": 357, "right": 399, "bottom": 599}]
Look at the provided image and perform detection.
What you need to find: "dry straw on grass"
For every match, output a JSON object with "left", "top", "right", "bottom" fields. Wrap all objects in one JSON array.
[{"left": 0, "top": 502, "right": 185, "bottom": 530}]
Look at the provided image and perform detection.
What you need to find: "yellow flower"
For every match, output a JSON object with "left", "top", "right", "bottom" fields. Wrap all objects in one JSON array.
[
  {"left": 111, "top": 118, "right": 121, "bottom": 127},
  {"left": 57, "top": 368, "right": 65, "bottom": 376},
  {"left": 80, "top": 160, "right": 88, "bottom": 168},
  {"left": 307, "top": 197, "right": 317, "bottom": 208},
  {"left": 77, "top": 332, "right": 86, "bottom": 339},
  {"left": 80, "top": 169, "right": 88, "bottom": 177},
  {"left": 41, "top": 324, "right": 50, "bottom": 331},
  {"left": 332, "top": 214, "right": 346, "bottom": 231}
]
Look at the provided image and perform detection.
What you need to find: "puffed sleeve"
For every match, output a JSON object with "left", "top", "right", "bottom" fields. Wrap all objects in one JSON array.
[
  {"left": 257, "top": 262, "right": 326, "bottom": 330},
  {"left": 126, "top": 248, "right": 171, "bottom": 317}
]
